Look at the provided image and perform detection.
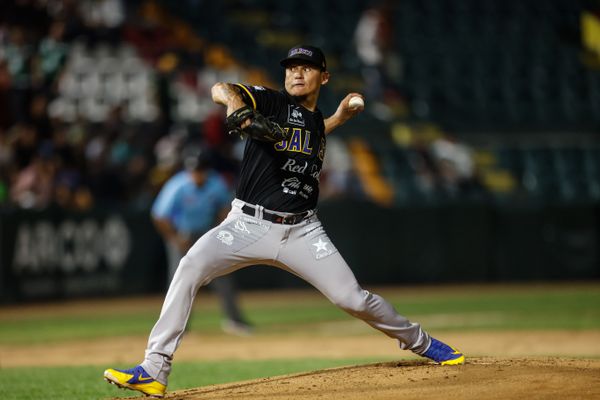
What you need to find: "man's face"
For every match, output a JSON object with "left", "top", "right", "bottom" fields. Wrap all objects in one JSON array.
[{"left": 284, "top": 62, "right": 329, "bottom": 98}]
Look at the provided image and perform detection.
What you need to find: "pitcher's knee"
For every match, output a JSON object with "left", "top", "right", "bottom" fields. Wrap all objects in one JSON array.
[
  {"left": 332, "top": 289, "right": 370, "bottom": 317},
  {"left": 175, "top": 254, "right": 193, "bottom": 273},
  {"left": 173, "top": 254, "right": 211, "bottom": 284}
]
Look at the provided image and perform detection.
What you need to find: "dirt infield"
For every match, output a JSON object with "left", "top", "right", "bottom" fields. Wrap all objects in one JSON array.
[
  {"left": 4, "top": 330, "right": 600, "bottom": 367},
  {"left": 2, "top": 288, "right": 599, "bottom": 399},
  {"left": 166, "top": 358, "right": 600, "bottom": 400}
]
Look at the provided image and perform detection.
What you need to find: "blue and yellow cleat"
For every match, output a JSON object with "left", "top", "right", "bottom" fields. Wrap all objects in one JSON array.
[
  {"left": 104, "top": 365, "right": 166, "bottom": 398},
  {"left": 421, "top": 337, "right": 465, "bottom": 365}
]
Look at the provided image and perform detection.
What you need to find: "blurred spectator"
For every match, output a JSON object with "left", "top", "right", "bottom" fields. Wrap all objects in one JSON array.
[
  {"left": 406, "top": 139, "right": 437, "bottom": 201},
  {"left": 51, "top": 161, "right": 93, "bottom": 211},
  {"left": 429, "top": 137, "right": 483, "bottom": 200},
  {"left": 36, "top": 19, "right": 68, "bottom": 90},
  {"left": 29, "top": 93, "right": 52, "bottom": 139},
  {"left": 1, "top": 0, "right": 579, "bottom": 214},
  {"left": 0, "top": 0, "right": 271, "bottom": 212},
  {"left": 320, "top": 136, "right": 353, "bottom": 200},
  {"left": 354, "top": 1, "right": 402, "bottom": 119},
  {"left": 125, "top": 152, "right": 153, "bottom": 208},
  {"left": 10, "top": 123, "right": 39, "bottom": 169},
  {"left": 0, "top": 59, "right": 12, "bottom": 129},
  {"left": 0, "top": 128, "right": 12, "bottom": 204},
  {"left": 79, "top": 0, "right": 125, "bottom": 45},
  {"left": 201, "top": 109, "right": 240, "bottom": 184},
  {"left": 72, "top": 184, "right": 94, "bottom": 210},
  {"left": 150, "top": 124, "right": 187, "bottom": 191},
  {"left": 0, "top": 128, "right": 12, "bottom": 169},
  {"left": 11, "top": 152, "right": 56, "bottom": 209},
  {"left": 2, "top": 26, "right": 33, "bottom": 123},
  {"left": 151, "top": 148, "right": 252, "bottom": 335},
  {"left": 202, "top": 109, "right": 227, "bottom": 148},
  {"left": 52, "top": 167, "right": 80, "bottom": 208}
]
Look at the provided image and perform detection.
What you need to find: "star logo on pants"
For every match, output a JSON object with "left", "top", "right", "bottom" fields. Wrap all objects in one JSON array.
[{"left": 312, "top": 238, "right": 329, "bottom": 252}]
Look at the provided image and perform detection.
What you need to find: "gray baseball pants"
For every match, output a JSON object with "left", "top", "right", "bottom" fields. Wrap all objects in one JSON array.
[
  {"left": 142, "top": 199, "right": 431, "bottom": 385},
  {"left": 166, "top": 240, "right": 246, "bottom": 324}
]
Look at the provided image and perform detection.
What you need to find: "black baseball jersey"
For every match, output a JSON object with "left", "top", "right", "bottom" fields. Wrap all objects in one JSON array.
[{"left": 234, "top": 84, "right": 327, "bottom": 213}]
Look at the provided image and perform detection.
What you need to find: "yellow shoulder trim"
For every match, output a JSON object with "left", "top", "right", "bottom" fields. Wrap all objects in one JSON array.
[{"left": 234, "top": 84, "right": 257, "bottom": 110}]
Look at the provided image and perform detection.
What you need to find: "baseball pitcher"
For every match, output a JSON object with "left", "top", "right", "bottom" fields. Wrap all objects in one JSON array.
[{"left": 104, "top": 45, "right": 464, "bottom": 398}]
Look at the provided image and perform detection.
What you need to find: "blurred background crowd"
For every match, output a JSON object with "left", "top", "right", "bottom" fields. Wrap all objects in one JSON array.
[{"left": 0, "top": 0, "right": 599, "bottom": 213}]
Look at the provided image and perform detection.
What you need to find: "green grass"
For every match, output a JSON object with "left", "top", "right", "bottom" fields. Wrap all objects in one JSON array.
[
  {"left": 250, "top": 286, "right": 600, "bottom": 331},
  {"left": 1, "top": 284, "right": 599, "bottom": 344},
  {"left": 0, "top": 358, "right": 388, "bottom": 400},
  {"left": 1, "top": 284, "right": 599, "bottom": 399},
  {"left": 0, "top": 313, "right": 159, "bottom": 344},
  {"left": 401, "top": 287, "right": 600, "bottom": 331}
]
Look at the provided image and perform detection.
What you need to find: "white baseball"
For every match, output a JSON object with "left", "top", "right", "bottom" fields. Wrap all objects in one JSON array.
[{"left": 348, "top": 96, "right": 364, "bottom": 109}]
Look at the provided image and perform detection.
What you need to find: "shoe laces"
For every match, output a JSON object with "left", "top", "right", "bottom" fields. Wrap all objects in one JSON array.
[
  {"left": 424, "top": 338, "right": 458, "bottom": 362},
  {"left": 119, "top": 365, "right": 148, "bottom": 377}
]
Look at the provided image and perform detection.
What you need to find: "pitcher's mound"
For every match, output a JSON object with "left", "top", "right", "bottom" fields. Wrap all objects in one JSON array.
[{"left": 163, "top": 357, "right": 600, "bottom": 400}]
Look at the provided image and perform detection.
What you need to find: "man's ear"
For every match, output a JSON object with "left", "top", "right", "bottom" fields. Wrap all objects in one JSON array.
[{"left": 321, "top": 71, "right": 330, "bottom": 85}]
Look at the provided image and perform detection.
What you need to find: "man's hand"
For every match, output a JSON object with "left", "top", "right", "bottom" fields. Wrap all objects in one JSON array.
[
  {"left": 324, "top": 93, "right": 364, "bottom": 135},
  {"left": 173, "top": 235, "right": 192, "bottom": 253},
  {"left": 152, "top": 217, "right": 192, "bottom": 252}
]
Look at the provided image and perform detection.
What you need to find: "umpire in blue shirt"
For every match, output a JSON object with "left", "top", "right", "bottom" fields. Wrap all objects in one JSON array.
[{"left": 151, "top": 149, "right": 252, "bottom": 336}]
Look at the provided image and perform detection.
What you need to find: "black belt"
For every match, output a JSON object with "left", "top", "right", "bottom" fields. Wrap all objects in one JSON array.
[{"left": 241, "top": 204, "right": 310, "bottom": 225}]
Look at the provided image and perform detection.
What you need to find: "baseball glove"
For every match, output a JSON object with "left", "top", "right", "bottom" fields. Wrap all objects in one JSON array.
[{"left": 225, "top": 105, "right": 288, "bottom": 142}]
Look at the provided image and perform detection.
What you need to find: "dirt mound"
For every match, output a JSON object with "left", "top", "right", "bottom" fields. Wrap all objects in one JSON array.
[{"left": 162, "top": 358, "right": 600, "bottom": 400}]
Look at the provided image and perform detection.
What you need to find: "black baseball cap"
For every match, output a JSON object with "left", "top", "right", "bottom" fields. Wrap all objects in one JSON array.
[
  {"left": 280, "top": 45, "right": 327, "bottom": 71},
  {"left": 183, "top": 148, "right": 212, "bottom": 171}
]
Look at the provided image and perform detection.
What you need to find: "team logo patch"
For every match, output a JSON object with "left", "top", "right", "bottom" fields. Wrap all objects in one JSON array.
[
  {"left": 216, "top": 230, "right": 234, "bottom": 246},
  {"left": 299, "top": 184, "right": 314, "bottom": 199},
  {"left": 282, "top": 177, "right": 301, "bottom": 195},
  {"left": 303, "top": 223, "right": 337, "bottom": 260},
  {"left": 310, "top": 236, "right": 337, "bottom": 260},
  {"left": 289, "top": 48, "right": 313, "bottom": 57},
  {"left": 313, "top": 238, "right": 329, "bottom": 252},
  {"left": 217, "top": 217, "right": 270, "bottom": 253},
  {"left": 234, "top": 219, "right": 250, "bottom": 234},
  {"left": 287, "top": 105, "right": 305, "bottom": 127}
]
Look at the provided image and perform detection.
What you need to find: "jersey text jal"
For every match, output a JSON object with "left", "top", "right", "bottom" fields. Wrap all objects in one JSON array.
[{"left": 274, "top": 128, "right": 313, "bottom": 154}]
